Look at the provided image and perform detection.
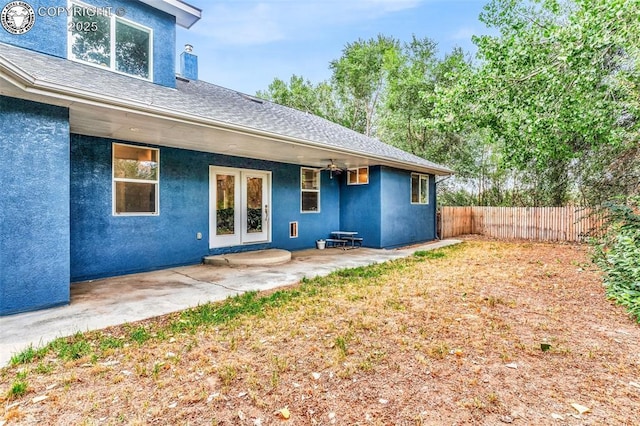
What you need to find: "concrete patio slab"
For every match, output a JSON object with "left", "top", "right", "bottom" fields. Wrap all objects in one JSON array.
[
  {"left": 204, "top": 248, "right": 292, "bottom": 266},
  {"left": 0, "top": 239, "right": 461, "bottom": 366}
]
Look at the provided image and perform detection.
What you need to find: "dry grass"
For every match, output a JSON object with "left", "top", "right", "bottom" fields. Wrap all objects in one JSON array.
[{"left": 1, "top": 239, "right": 639, "bottom": 425}]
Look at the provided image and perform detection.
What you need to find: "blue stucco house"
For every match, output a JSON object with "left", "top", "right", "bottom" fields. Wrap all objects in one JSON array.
[{"left": 0, "top": 0, "right": 451, "bottom": 315}]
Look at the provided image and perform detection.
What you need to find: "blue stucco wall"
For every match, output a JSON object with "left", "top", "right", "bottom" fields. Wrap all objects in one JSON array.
[
  {"left": 0, "top": 96, "right": 70, "bottom": 315},
  {"left": 269, "top": 164, "right": 341, "bottom": 252},
  {"left": 339, "top": 166, "right": 382, "bottom": 248},
  {"left": 380, "top": 167, "right": 436, "bottom": 248},
  {"left": 0, "top": 0, "right": 177, "bottom": 87},
  {"left": 180, "top": 50, "right": 198, "bottom": 80},
  {"left": 0, "top": 0, "right": 67, "bottom": 58},
  {"left": 70, "top": 136, "right": 341, "bottom": 281}
]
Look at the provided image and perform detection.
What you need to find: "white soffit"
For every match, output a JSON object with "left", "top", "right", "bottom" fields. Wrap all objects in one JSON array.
[{"left": 138, "top": 0, "right": 202, "bottom": 28}]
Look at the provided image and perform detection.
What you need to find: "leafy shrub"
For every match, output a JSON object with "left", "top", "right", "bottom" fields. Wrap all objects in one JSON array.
[{"left": 592, "top": 197, "right": 640, "bottom": 322}]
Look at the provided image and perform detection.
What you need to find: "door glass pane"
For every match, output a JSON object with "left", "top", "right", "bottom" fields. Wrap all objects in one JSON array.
[
  {"left": 246, "top": 177, "right": 263, "bottom": 233},
  {"left": 216, "top": 175, "right": 235, "bottom": 235}
]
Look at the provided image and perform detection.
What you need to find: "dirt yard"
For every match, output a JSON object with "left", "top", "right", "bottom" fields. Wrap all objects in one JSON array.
[{"left": 1, "top": 239, "right": 639, "bottom": 425}]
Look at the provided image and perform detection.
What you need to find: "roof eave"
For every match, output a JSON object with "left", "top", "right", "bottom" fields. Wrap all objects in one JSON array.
[
  {"left": 0, "top": 60, "right": 453, "bottom": 176},
  {"left": 137, "top": 0, "right": 202, "bottom": 29}
]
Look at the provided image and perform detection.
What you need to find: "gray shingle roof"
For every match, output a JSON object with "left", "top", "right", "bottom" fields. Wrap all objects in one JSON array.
[{"left": 0, "top": 42, "right": 452, "bottom": 174}]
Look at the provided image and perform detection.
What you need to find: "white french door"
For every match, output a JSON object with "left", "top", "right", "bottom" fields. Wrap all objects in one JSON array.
[{"left": 209, "top": 167, "right": 271, "bottom": 248}]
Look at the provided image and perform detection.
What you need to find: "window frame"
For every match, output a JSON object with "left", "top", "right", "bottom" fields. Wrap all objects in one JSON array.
[
  {"left": 67, "top": 0, "right": 154, "bottom": 81},
  {"left": 300, "top": 167, "right": 320, "bottom": 213},
  {"left": 347, "top": 166, "right": 369, "bottom": 185},
  {"left": 410, "top": 173, "right": 430, "bottom": 205},
  {"left": 112, "top": 143, "right": 160, "bottom": 216}
]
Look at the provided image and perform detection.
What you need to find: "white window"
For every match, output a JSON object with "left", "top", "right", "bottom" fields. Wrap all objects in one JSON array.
[
  {"left": 347, "top": 167, "right": 369, "bottom": 185},
  {"left": 68, "top": 1, "right": 153, "bottom": 80},
  {"left": 301, "top": 168, "right": 320, "bottom": 212},
  {"left": 113, "top": 143, "right": 159, "bottom": 215},
  {"left": 411, "top": 173, "right": 429, "bottom": 204}
]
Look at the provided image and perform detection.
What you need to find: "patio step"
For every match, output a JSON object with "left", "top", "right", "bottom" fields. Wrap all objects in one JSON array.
[{"left": 203, "top": 249, "right": 292, "bottom": 266}]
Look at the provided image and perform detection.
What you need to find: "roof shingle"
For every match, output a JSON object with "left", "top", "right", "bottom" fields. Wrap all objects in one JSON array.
[{"left": 0, "top": 42, "right": 452, "bottom": 174}]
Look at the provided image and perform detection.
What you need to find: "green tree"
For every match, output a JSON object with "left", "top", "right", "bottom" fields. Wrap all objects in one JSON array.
[
  {"left": 435, "top": 0, "right": 640, "bottom": 206},
  {"left": 380, "top": 36, "right": 438, "bottom": 155},
  {"left": 257, "top": 1, "right": 640, "bottom": 206},
  {"left": 381, "top": 44, "right": 484, "bottom": 178},
  {"left": 256, "top": 75, "right": 343, "bottom": 126},
  {"left": 330, "top": 34, "right": 401, "bottom": 136}
]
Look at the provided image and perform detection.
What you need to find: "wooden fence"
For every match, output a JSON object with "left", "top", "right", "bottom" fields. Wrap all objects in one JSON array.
[{"left": 439, "top": 206, "right": 604, "bottom": 242}]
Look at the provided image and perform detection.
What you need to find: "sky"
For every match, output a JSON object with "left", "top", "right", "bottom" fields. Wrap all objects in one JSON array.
[{"left": 175, "top": 0, "right": 490, "bottom": 96}]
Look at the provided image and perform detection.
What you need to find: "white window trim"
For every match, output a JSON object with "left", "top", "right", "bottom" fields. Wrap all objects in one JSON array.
[
  {"left": 67, "top": 0, "right": 154, "bottom": 82},
  {"left": 112, "top": 143, "right": 159, "bottom": 216},
  {"left": 410, "top": 173, "right": 429, "bottom": 205},
  {"left": 347, "top": 166, "right": 369, "bottom": 185},
  {"left": 300, "top": 167, "right": 320, "bottom": 213}
]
